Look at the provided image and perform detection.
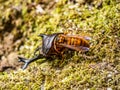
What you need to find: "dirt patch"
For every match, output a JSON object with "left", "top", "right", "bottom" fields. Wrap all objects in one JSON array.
[
  {"left": 0, "top": 52, "right": 23, "bottom": 72},
  {"left": 0, "top": 32, "right": 23, "bottom": 72}
]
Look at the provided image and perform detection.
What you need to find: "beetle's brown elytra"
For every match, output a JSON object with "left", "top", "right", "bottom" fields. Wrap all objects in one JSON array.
[{"left": 18, "top": 33, "right": 91, "bottom": 69}]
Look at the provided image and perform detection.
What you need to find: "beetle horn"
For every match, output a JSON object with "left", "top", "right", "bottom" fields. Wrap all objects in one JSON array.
[
  {"left": 38, "top": 34, "right": 46, "bottom": 37},
  {"left": 18, "top": 54, "right": 44, "bottom": 70}
]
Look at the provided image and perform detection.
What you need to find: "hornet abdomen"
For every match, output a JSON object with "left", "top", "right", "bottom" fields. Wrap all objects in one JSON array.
[{"left": 54, "top": 34, "right": 90, "bottom": 52}]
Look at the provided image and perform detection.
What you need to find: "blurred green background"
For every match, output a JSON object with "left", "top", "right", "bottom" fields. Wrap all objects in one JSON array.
[{"left": 0, "top": 0, "right": 120, "bottom": 89}]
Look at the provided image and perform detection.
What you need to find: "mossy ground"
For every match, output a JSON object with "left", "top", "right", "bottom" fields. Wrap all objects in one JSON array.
[{"left": 0, "top": 0, "right": 120, "bottom": 90}]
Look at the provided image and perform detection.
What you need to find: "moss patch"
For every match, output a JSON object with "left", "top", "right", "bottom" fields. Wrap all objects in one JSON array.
[{"left": 0, "top": 0, "right": 120, "bottom": 89}]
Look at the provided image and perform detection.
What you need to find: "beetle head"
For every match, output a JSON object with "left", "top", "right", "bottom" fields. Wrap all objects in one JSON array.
[{"left": 38, "top": 33, "right": 59, "bottom": 55}]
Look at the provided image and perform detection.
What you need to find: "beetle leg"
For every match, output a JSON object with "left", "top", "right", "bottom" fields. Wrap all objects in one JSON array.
[
  {"left": 58, "top": 52, "right": 65, "bottom": 67},
  {"left": 34, "top": 47, "right": 41, "bottom": 56}
]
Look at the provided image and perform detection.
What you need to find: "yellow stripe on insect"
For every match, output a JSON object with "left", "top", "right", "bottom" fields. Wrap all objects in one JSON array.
[{"left": 71, "top": 37, "right": 74, "bottom": 45}]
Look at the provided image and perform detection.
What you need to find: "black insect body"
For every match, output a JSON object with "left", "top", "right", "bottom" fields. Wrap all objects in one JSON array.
[{"left": 18, "top": 33, "right": 90, "bottom": 69}]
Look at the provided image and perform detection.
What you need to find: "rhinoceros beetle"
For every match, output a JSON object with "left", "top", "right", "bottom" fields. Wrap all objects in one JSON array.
[{"left": 18, "top": 33, "right": 90, "bottom": 69}]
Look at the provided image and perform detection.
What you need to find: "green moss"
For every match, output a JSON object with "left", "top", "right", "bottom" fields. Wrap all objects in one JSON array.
[{"left": 0, "top": 0, "right": 120, "bottom": 89}]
